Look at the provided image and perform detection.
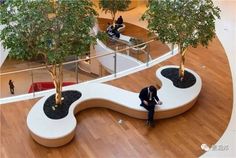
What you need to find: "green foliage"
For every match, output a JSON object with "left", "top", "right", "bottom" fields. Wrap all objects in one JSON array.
[
  {"left": 96, "top": 30, "right": 109, "bottom": 43},
  {"left": 99, "top": 0, "right": 131, "bottom": 23},
  {"left": 0, "top": 0, "right": 98, "bottom": 65},
  {"left": 142, "top": 0, "right": 220, "bottom": 50}
]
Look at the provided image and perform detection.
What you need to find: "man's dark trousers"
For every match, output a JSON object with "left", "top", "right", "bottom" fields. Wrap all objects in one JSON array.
[{"left": 140, "top": 101, "right": 155, "bottom": 123}]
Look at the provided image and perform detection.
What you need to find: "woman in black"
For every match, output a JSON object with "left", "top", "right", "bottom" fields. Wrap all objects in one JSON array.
[{"left": 9, "top": 80, "right": 15, "bottom": 94}]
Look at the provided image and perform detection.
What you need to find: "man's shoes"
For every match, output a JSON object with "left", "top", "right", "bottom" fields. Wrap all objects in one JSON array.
[
  {"left": 146, "top": 120, "right": 150, "bottom": 125},
  {"left": 149, "top": 121, "right": 155, "bottom": 127},
  {"left": 145, "top": 120, "right": 155, "bottom": 127}
]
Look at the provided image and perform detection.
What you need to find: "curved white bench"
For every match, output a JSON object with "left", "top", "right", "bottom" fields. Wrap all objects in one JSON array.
[
  {"left": 27, "top": 65, "right": 202, "bottom": 147},
  {"left": 119, "top": 33, "right": 131, "bottom": 42},
  {"left": 119, "top": 34, "right": 147, "bottom": 51},
  {"left": 93, "top": 25, "right": 144, "bottom": 73},
  {"left": 155, "top": 65, "right": 202, "bottom": 117},
  {"left": 116, "top": 24, "right": 125, "bottom": 32}
]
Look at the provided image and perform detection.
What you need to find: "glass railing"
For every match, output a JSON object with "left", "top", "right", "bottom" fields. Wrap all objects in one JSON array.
[{"left": 0, "top": 38, "right": 173, "bottom": 99}]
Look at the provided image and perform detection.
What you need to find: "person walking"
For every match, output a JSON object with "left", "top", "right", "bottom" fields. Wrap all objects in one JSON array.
[{"left": 9, "top": 80, "right": 15, "bottom": 94}]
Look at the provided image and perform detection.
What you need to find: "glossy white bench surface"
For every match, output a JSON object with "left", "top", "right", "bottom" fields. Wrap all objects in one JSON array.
[{"left": 27, "top": 65, "right": 202, "bottom": 147}]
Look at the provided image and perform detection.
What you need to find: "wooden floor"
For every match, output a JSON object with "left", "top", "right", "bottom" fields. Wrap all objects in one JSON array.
[{"left": 0, "top": 21, "right": 233, "bottom": 157}]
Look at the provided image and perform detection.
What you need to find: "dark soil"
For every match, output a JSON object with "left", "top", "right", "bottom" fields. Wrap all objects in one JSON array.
[
  {"left": 43, "top": 90, "right": 82, "bottom": 119},
  {"left": 161, "top": 68, "right": 196, "bottom": 88}
]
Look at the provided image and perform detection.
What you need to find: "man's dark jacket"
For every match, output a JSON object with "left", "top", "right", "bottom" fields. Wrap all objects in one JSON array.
[{"left": 139, "top": 87, "right": 159, "bottom": 105}]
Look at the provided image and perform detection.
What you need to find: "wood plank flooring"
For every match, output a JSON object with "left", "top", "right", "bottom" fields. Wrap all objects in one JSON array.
[{"left": 0, "top": 21, "right": 233, "bottom": 158}]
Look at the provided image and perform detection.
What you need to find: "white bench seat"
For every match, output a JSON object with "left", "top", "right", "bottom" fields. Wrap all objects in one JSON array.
[
  {"left": 27, "top": 65, "right": 202, "bottom": 147},
  {"left": 116, "top": 24, "right": 125, "bottom": 32}
]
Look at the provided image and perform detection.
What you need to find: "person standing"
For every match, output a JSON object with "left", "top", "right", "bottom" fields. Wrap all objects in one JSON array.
[
  {"left": 139, "top": 85, "right": 162, "bottom": 127},
  {"left": 116, "top": 16, "right": 123, "bottom": 25},
  {"left": 9, "top": 79, "right": 15, "bottom": 94}
]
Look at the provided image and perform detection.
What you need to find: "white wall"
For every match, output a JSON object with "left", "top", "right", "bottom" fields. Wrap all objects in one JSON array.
[{"left": 0, "top": 25, "right": 9, "bottom": 68}]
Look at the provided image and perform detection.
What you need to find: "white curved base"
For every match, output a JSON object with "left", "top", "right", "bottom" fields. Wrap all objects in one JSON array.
[
  {"left": 131, "top": 44, "right": 147, "bottom": 51},
  {"left": 27, "top": 65, "right": 202, "bottom": 147},
  {"left": 78, "top": 61, "right": 91, "bottom": 73},
  {"left": 94, "top": 39, "right": 142, "bottom": 73},
  {"left": 117, "top": 24, "right": 125, "bottom": 32}
]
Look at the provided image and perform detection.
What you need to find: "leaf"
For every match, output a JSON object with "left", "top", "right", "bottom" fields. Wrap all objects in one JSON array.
[{"left": 142, "top": 0, "right": 220, "bottom": 49}]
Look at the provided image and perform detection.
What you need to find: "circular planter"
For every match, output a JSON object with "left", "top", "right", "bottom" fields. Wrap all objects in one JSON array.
[
  {"left": 44, "top": 90, "right": 82, "bottom": 119},
  {"left": 160, "top": 67, "right": 196, "bottom": 88},
  {"left": 131, "top": 44, "right": 147, "bottom": 51},
  {"left": 129, "top": 38, "right": 147, "bottom": 51},
  {"left": 155, "top": 65, "right": 202, "bottom": 119}
]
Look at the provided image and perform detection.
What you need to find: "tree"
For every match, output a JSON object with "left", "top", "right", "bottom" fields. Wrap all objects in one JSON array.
[
  {"left": 0, "top": 0, "right": 97, "bottom": 105},
  {"left": 99, "top": 0, "right": 131, "bottom": 24},
  {"left": 142, "top": 0, "right": 220, "bottom": 79}
]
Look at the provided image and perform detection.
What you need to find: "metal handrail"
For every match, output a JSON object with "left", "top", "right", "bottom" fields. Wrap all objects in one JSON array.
[{"left": 0, "top": 39, "right": 155, "bottom": 76}]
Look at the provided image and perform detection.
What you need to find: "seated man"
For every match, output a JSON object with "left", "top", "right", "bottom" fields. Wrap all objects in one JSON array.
[
  {"left": 139, "top": 85, "right": 162, "bottom": 127},
  {"left": 107, "top": 25, "right": 115, "bottom": 37},
  {"left": 106, "top": 22, "right": 112, "bottom": 33},
  {"left": 112, "top": 25, "right": 120, "bottom": 38}
]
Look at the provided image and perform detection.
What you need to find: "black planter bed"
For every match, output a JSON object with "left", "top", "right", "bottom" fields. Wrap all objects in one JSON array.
[
  {"left": 161, "top": 68, "right": 196, "bottom": 88},
  {"left": 43, "top": 90, "right": 82, "bottom": 119}
]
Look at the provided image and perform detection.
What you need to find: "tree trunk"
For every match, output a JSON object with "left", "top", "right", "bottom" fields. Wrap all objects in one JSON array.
[
  {"left": 54, "top": 78, "right": 62, "bottom": 105},
  {"left": 112, "top": 12, "right": 116, "bottom": 25},
  {"left": 49, "top": 64, "right": 63, "bottom": 106},
  {"left": 179, "top": 46, "right": 187, "bottom": 80}
]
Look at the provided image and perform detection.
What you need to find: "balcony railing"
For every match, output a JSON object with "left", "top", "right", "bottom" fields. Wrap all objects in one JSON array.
[{"left": 0, "top": 38, "right": 177, "bottom": 99}]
